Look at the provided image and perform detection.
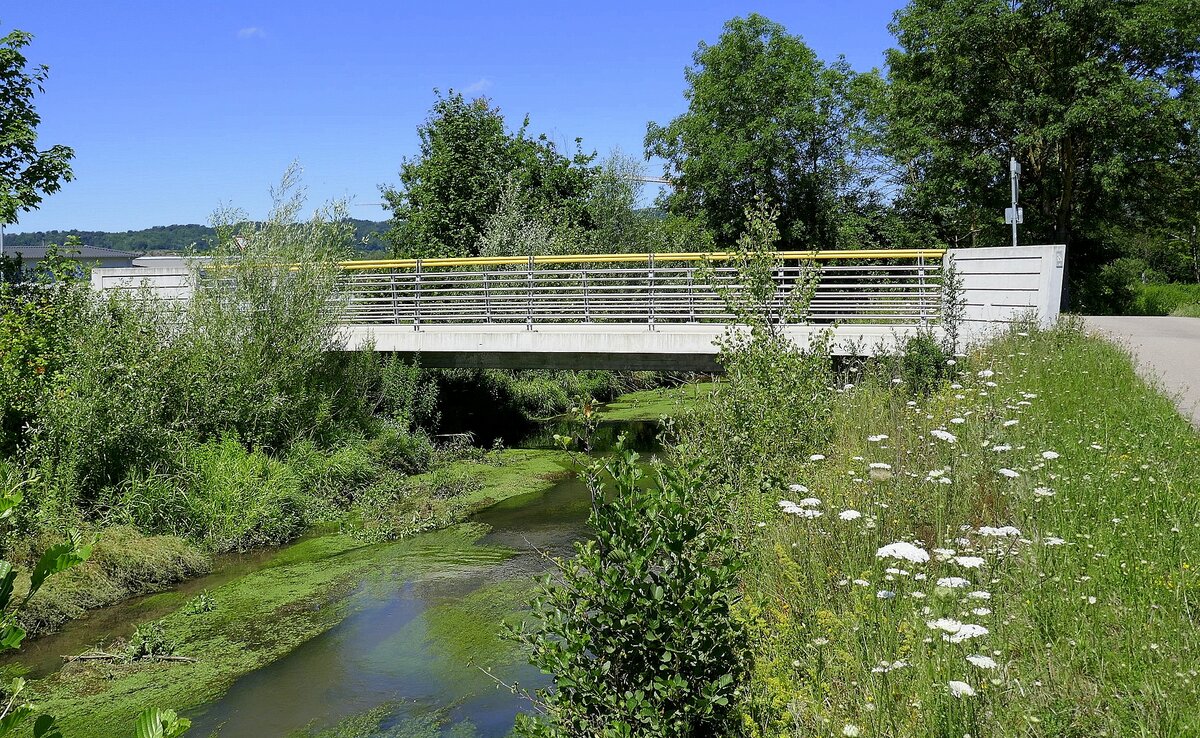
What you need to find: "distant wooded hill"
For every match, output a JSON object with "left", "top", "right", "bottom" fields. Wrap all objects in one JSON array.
[{"left": 3, "top": 220, "right": 392, "bottom": 254}]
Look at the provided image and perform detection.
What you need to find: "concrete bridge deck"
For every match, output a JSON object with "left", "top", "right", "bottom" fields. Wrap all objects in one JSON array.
[{"left": 340, "top": 323, "right": 927, "bottom": 371}]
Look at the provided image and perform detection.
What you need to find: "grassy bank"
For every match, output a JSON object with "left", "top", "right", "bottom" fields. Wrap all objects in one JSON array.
[
  {"left": 742, "top": 325, "right": 1200, "bottom": 736},
  {"left": 1129, "top": 282, "right": 1200, "bottom": 316},
  {"left": 594, "top": 381, "right": 716, "bottom": 421}
]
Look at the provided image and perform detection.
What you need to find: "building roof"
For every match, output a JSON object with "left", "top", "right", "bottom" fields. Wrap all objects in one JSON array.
[{"left": 2, "top": 245, "right": 141, "bottom": 260}]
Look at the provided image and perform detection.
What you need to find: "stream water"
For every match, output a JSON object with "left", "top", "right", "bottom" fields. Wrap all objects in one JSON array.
[{"left": 20, "top": 418, "right": 659, "bottom": 738}]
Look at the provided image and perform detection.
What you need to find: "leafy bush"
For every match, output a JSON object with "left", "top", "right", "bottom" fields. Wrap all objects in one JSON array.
[
  {"left": 1128, "top": 282, "right": 1200, "bottom": 316},
  {"left": 513, "top": 449, "right": 748, "bottom": 737},
  {"left": 179, "top": 438, "right": 308, "bottom": 552},
  {"left": 899, "top": 331, "right": 952, "bottom": 395}
]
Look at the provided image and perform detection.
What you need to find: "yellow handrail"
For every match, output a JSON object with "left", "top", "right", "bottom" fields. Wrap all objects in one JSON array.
[{"left": 337, "top": 249, "right": 947, "bottom": 271}]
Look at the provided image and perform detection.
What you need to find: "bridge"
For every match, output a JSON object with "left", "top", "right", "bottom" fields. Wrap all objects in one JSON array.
[{"left": 90, "top": 244, "right": 1064, "bottom": 371}]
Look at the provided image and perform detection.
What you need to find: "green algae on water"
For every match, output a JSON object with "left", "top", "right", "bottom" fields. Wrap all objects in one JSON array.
[
  {"left": 595, "top": 382, "right": 716, "bottom": 421},
  {"left": 31, "top": 524, "right": 516, "bottom": 737}
]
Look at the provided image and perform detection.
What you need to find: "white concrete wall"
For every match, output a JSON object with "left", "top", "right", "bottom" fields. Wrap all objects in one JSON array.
[
  {"left": 945, "top": 244, "right": 1065, "bottom": 343},
  {"left": 90, "top": 267, "right": 195, "bottom": 303}
]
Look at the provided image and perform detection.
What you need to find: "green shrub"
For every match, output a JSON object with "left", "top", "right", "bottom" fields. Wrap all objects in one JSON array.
[
  {"left": 181, "top": 438, "right": 309, "bottom": 552},
  {"left": 513, "top": 450, "right": 748, "bottom": 736},
  {"left": 899, "top": 331, "right": 952, "bottom": 395},
  {"left": 1128, "top": 282, "right": 1200, "bottom": 316}
]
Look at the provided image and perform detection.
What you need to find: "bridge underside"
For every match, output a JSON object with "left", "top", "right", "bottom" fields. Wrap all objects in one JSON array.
[{"left": 339, "top": 324, "right": 938, "bottom": 371}]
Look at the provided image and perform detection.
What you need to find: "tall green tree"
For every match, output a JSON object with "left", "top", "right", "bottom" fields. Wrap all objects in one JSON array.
[
  {"left": 381, "top": 91, "right": 595, "bottom": 258},
  {"left": 882, "top": 0, "right": 1200, "bottom": 303},
  {"left": 1, "top": 28, "right": 74, "bottom": 227},
  {"left": 645, "top": 14, "right": 869, "bottom": 249}
]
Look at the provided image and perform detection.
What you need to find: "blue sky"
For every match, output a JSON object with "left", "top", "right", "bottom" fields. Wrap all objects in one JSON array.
[{"left": 5, "top": 1, "right": 903, "bottom": 233}]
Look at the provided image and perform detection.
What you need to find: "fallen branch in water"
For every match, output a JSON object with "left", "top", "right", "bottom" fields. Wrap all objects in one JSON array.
[{"left": 61, "top": 652, "right": 197, "bottom": 664}]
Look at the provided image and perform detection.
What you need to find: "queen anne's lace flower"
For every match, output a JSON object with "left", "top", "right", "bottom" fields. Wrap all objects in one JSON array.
[
  {"left": 876, "top": 541, "right": 930, "bottom": 563},
  {"left": 949, "top": 680, "right": 976, "bottom": 697}
]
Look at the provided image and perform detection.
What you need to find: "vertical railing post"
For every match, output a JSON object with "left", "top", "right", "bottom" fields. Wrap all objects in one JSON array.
[
  {"left": 391, "top": 270, "right": 400, "bottom": 325},
  {"left": 483, "top": 270, "right": 492, "bottom": 324},
  {"left": 583, "top": 269, "right": 591, "bottom": 323},
  {"left": 648, "top": 253, "right": 656, "bottom": 331},
  {"left": 687, "top": 266, "right": 695, "bottom": 323},
  {"left": 413, "top": 259, "right": 422, "bottom": 331},
  {"left": 917, "top": 253, "right": 928, "bottom": 327},
  {"left": 526, "top": 254, "right": 535, "bottom": 331}
]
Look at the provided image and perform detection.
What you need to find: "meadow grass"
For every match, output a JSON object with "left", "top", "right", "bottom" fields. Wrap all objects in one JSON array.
[
  {"left": 743, "top": 324, "right": 1200, "bottom": 737},
  {"left": 1129, "top": 282, "right": 1200, "bottom": 316}
]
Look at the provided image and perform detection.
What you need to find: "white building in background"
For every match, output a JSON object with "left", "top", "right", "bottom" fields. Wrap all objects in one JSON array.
[{"left": 4, "top": 245, "right": 141, "bottom": 270}]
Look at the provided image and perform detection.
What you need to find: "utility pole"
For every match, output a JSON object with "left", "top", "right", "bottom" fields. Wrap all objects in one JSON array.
[{"left": 1004, "top": 158, "right": 1022, "bottom": 248}]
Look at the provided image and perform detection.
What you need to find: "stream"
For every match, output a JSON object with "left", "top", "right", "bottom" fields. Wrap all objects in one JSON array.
[{"left": 19, "top": 418, "right": 660, "bottom": 738}]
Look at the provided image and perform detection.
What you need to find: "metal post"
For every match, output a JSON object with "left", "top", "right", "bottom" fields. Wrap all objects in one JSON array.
[
  {"left": 391, "top": 270, "right": 400, "bottom": 325},
  {"left": 483, "top": 271, "right": 492, "bottom": 324},
  {"left": 687, "top": 267, "right": 695, "bottom": 323},
  {"left": 413, "top": 259, "right": 422, "bottom": 331},
  {"left": 526, "top": 254, "right": 534, "bottom": 331},
  {"left": 917, "top": 254, "right": 928, "bottom": 327},
  {"left": 648, "top": 253, "right": 656, "bottom": 331},
  {"left": 1009, "top": 157, "right": 1021, "bottom": 248},
  {"left": 583, "top": 270, "right": 590, "bottom": 323}
]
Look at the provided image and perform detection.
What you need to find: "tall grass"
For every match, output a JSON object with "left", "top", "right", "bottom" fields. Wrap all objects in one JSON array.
[
  {"left": 736, "top": 323, "right": 1200, "bottom": 736},
  {"left": 1128, "top": 282, "right": 1200, "bottom": 316}
]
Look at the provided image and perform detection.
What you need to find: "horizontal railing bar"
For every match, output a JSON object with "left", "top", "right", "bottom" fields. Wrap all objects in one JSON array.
[{"left": 337, "top": 249, "right": 947, "bottom": 271}]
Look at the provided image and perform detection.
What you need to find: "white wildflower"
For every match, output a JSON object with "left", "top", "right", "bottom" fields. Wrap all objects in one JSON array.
[
  {"left": 869, "top": 462, "right": 892, "bottom": 470},
  {"left": 1041, "top": 451, "right": 1060, "bottom": 460},
  {"left": 950, "top": 417, "right": 966, "bottom": 424},
  {"left": 797, "top": 497, "right": 822, "bottom": 507},
  {"left": 967, "top": 591, "right": 991, "bottom": 600},
  {"left": 1043, "top": 536, "right": 1065, "bottom": 546},
  {"left": 842, "top": 725, "right": 861, "bottom": 737},
  {"left": 949, "top": 680, "right": 977, "bottom": 698},
  {"left": 809, "top": 454, "right": 826, "bottom": 461},
  {"left": 936, "top": 576, "right": 971, "bottom": 589},
  {"left": 926, "top": 618, "right": 963, "bottom": 633},
  {"left": 978, "top": 370, "right": 995, "bottom": 378},
  {"left": 947, "top": 624, "right": 989, "bottom": 642},
  {"left": 868, "top": 434, "right": 889, "bottom": 442},
  {"left": 788, "top": 483, "right": 809, "bottom": 493},
  {"left": 966, "top": 655, "right": 997, "bottom": 669},
  {"left": 1003, "top": 419, "right": 1019, "bottom": 427},
  {"left": 838, "top": 509, "right": 862, "bottom": 521},
  {"left": 977, "top": 525, "right": 1021, "bottom": 537},
  {"left": 953, "top": 556, "right": 985, "bottom": 569},
  {"left": 876, "top": 541, "right": 930, "bottom": 563},
  {"left": 997, "top": 468, "right": 1020, "bottom": 478},
  {"left": 877, "top": 589, "right": 896, "bottom": 599},
  {"left": 1033, "top": 487, "right": 1055, "bottom": 497},
  {"left": 931, "top": 429, "right": 958, "bottom": 443}
]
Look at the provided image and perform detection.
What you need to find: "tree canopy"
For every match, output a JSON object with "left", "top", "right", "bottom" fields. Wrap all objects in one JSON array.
[
  {"left": 0, "top": 28, "right": 74, "bottom": 227},
  {"left": 880, "top": 0, "right": 1200, "bottom": 303},
  {"left": 645, "top": 14, "right": 870, "bottom": 249},
  {"left": 381, "top": 91, "right": 596, "bottom": 258}
]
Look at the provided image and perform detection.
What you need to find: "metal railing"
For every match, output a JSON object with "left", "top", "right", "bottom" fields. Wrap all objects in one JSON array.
[{"left": 334, "top": 249, "right": 946, "bottom": 330}]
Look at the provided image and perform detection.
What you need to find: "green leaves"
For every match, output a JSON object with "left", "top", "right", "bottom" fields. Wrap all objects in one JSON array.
[
  {"left": 134, "top": 708, "right": 191, "bottom": 738},
  {"left": 25, "top": 536, "right": 92, "bottom": 604},
  {"left": 646, "top": 13, "right": 867, "bottom": 249},
  {"left": 0, "top": 28, "right": 75, "bottom": 226},
  {"left": 514, "top": 442, "right": 749, "bottom": 736}
]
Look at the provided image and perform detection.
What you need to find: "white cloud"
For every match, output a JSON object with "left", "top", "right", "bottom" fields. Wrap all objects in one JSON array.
[
  {"left": 237, "top": 27, "right": 265, "bottom": 40},
  {"left": 462, "top": 78, "right": 492, "bottom": 94}
]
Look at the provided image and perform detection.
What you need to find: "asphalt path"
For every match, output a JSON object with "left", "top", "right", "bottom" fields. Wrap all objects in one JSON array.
[{"left": 1082, "top": 316, "right": 1200, "bottom": 429}]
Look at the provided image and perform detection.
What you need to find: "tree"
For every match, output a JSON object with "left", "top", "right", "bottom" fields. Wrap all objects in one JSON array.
[
  {"left": 381, "top": 91, "right": 595, "bottom": 258},
  {"left": 882, "top": 0, "right": 1200, "bottom": 304},
  {"left": 645, "top": 14, "right": 868, "bottom": 249},
  {"left": 0, "top": 28, "right": 74, "bottom": 227}
]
